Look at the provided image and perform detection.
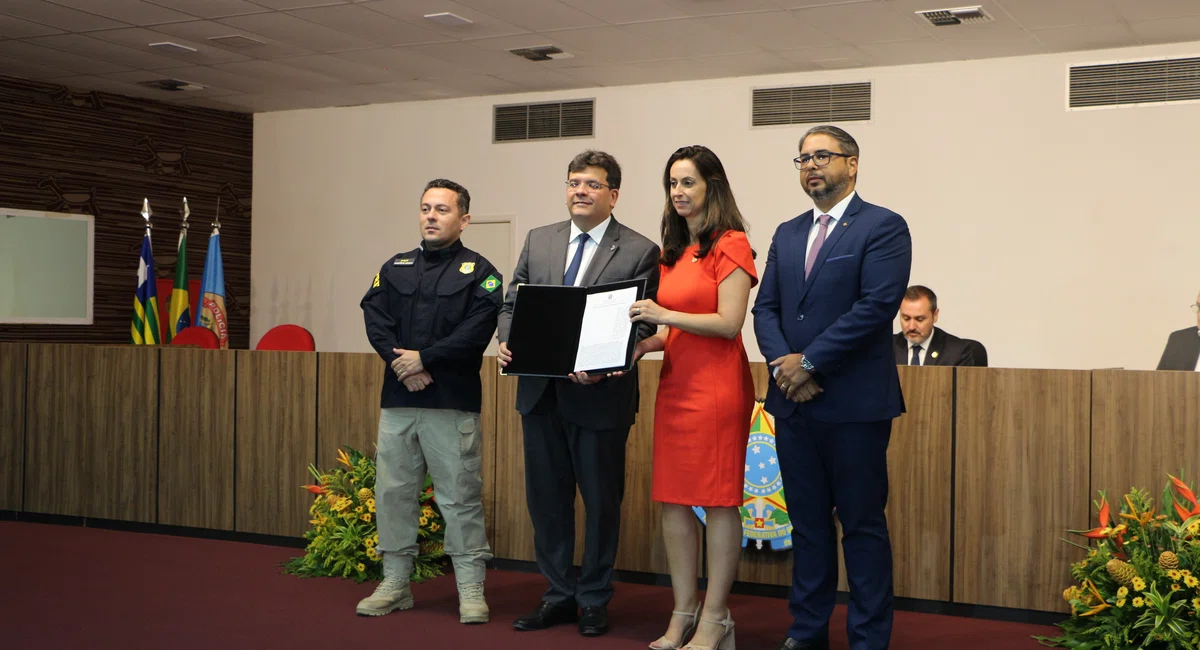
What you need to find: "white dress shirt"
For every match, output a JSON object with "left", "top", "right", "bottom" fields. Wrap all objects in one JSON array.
[
  {"left": 805, "top": 190, "right": 857, "bottom": 261},
  {"left": 564, "top": 216, "right": 612, "bottom": 287},
  {"left": 907, "top": 335, "right": 932, "bottom": 366}
]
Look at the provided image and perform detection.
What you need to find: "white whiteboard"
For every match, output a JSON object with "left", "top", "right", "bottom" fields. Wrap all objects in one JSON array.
[{"left": 0, "top": 207, "right": 94, "bottom": 324}]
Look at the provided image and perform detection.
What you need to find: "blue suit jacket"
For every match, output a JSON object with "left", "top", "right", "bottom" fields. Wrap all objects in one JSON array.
[{"left": 752, "top": 193, "right": 912, "bottom": 423}]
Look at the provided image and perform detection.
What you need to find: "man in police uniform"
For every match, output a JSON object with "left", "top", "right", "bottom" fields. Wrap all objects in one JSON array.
[{"left": 356, "top": 178, "right": 502, "bottom": 624}]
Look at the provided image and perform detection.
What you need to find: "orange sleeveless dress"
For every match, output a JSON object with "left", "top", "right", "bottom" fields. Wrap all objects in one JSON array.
[{"left": 651, "top": 231, "right": 758, "bottom": 507}]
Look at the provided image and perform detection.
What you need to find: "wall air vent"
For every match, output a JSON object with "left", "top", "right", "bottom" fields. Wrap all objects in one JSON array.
[
  {"left": 752, "top": 82, "right": 871, "bottom": 127},
  {"left": 509, "top": 45, "right": 573, "bottom": 62},
  {"left": 494, "top": 99, "right": 594, "bottom": 143},
  {"left": 1069, "top": 56, "right": 1200, "bottom": 109},
  {"left": 137, "top": 78, "right": 205, "bottom": 92},
  {"left": 916, "top": 6, "right": 994, "bottom": 26}
]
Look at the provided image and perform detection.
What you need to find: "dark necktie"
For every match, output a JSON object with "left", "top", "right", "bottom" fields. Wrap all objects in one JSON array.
[
  {"left": 563, "top": 232, "right": 590, "bottom": 286},
  {"left": 804, "top": 214, "right": 832, "bottom": 280},
  {"left": 910, "top": 344, "right": 922, "bottom": 366}
]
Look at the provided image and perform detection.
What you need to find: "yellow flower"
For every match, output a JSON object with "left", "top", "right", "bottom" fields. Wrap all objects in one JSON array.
[
  {"left": 350, "top": 477, "right": 358, "bottom": 484},
  {"left": 364, "top": 537, "right": 375, "bottom": 547},
  {"left": 371, "top": 534, "right": 378, "bottom": 544},
  {"left": 1190, "top": 522, "right": 1199, "bottom": 535},
  {"left": 355, "top": 506, "right": 364, "bottom": 514},
  {"left": 1193, "top": 597, "right": 1200, "bottom": 609},
  {"left": 419, "top": 516, "right": 428, "bottom": 526},
  {"left": 1170, "top": 570, "right": 1183, "bottom": 581},
  {"left": 1133, "top": 597, "right": 1144, "bottom": 607},
  {"left": 1116, "top": 598, "right": 1126, "bottom": 607},
  {"left": 337, "top": 449, "right": 353, "bottom": 468},
  {"left": 1133, "top": 577, "right": 1147, "bottom": 591},
  {"left": 1185, "top": 570, "right": 1194, "bottom": 577},
  {"left": 367, "top": 498, "right": 376, "bottom": 508},
  {"left": 356, "top": 563, "right": 365, "bottom": 572},
  {"left": 369, "top": 503, "right": 376, "bottom": 513},
  {"left": 1172, "top": 584, "right": 1182, "bottom": 592},
  {"left": 1117, "top": 586, "right": 1128, "bottom": 598},
  {"left": 430, "top": 523, "right": 440, "bottom": 532},
  {"left": 366, "top": 548, "right": 379, "bottom": 560},
  {"left": 358, "top": 488, "right": 373, "bottom": 501},
  {"left": 1187, "top": 576, "right": 1199, "bottom": 588},
  {"left": 361, "top": 513, "right": 372, "bottom": 522}
]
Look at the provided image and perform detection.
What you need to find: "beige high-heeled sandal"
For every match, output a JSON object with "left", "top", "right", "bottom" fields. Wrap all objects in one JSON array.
[
  {"left": 682, "top": 611, "right": 735, "bottom": 650},
  {"left": 648, "top": 603, "right": 702, "bottom": 650}
]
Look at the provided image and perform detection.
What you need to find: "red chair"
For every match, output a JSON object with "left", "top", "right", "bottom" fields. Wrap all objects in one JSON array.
[
  {"left": 169, "top": 326, "right": 220, "bottom": 350},
  {"left": 255, "top": 324, "right": 315, "bottom": 351}
]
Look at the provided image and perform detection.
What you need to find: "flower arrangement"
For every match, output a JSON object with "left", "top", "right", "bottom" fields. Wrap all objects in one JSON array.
[
  {"left": 1036, "top": 474, "right": 1200, "bottom": 649},
  {"left": 283, "top": 446, "right": 447, "bottom": 584}
]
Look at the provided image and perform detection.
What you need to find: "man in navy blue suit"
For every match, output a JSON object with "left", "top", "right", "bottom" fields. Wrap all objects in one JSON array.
[{"left": 752, "top": 125, "right": 912, "bottom": 650}]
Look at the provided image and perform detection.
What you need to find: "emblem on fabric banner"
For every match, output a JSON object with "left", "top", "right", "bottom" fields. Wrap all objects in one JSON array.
[{"left": 692, "top": 401, "right": 793, "bottom": 550}]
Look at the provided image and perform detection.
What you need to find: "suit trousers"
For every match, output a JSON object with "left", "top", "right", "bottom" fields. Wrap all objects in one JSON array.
[
  {"left": 375, "top": 407, "right": 493, "bottom": 584},
  {"left": 521, "top": 388, "right": 630, "bottom": 608},
  {"left": 776, "top": 411, "right": 894, "bottom": 650}
]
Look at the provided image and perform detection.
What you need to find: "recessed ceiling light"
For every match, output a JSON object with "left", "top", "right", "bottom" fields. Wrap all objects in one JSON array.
[
  {"left": 424, "top": 12, "right": 473, "bottom": 26},
  {"left": 149, "top": 42, "right": 197, "bottom": 54},
  {"left": 208, "top": 34, "right": 266, "bottom": 47}
]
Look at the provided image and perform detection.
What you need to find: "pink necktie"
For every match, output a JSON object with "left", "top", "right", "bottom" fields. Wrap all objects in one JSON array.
[{"left": 804, "top": 214, "right": 832, "bottom": 280}]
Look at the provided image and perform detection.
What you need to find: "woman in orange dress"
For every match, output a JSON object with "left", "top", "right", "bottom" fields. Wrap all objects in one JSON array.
[{"left": 629, "top": 145, "right": 757, "bottom": 650}]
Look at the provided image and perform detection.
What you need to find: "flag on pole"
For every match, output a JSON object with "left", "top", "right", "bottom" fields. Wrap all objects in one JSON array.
[
  {"left": 166, "top": 225, "right": 190, "bottom": 342},
  {"left": 196, "top": 227, "right": 228, "bottom": 348},
  {"left": 131, "top": 230, "right": 161, "bottom": 345}
]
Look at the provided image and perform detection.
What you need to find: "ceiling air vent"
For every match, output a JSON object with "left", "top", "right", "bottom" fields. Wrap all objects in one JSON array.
[
  {"left": 137, "top": 78, "right": 205, "bottom": 92},
  {"left": 752, "top": 82, "right": 871, "bottom": 127},
  {"left": 494, "top": 99, "right": 594, "bottom": 143},
  {"left": 208, "top": 34, "right": 266, "bottom": 47},
  {"left": 1069, "top": 56, "right": 1200, "bottom": 108},
  {"left": 149, "top": 42, "right": 197, "bottom": 54},
  {"left": 509, "top": 45, "right": 573, "bottom": 62},
  {"left": 916, "top": 5, "right": 994, "bottom": 26}
]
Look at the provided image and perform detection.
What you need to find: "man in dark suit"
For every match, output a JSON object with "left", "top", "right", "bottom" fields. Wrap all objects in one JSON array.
[
  {"left": 496, "top": 150, "right": 660, "bottom": 638},
  {"left": 1156, "top": 289, "right": 1200, "bottom": 371},
  {"left": 752, "top": 125, "right": 911, "bottom": 650},
  {"left": 892, "top": 285, "right": 985, "bottom": 367}
]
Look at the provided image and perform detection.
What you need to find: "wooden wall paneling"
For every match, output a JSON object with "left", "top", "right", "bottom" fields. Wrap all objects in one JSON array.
[
  {"left": 491, "top": 372, "right": 530, "bottom": 560},
  {"left": 1092, "top": 370, "right": 1200, "bottom": 521},
  {"left": 86, "top": 346, "right": 158, "bottom": 523},
  {"left": 0, "top": 76, "right": 253, "bottom": 348},
  {"left": 0, "top": 343, "right": 26, "bottom": 510},
  {"left": 480, "top": 356, "right": 498, "bottom": 548},
  {"left": 953, "top": 368, "right": 1090, "bottom": 612},
  {"left": 158, "top": 348, "right": 235, "bottom": 529},
  {"left": 23, "top": 344, "right": 89, "bottom": 516},
  {"left": 316, "top": 353, "right": 383, "bottom": 468},
  {"left": 236, "top": 351, "right": 317, "bottom": 537},
  {"left": 889, "top": 366, "right": 953, "bottom": 601}
]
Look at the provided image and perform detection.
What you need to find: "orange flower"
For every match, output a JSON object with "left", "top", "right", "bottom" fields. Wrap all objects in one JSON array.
[
  {"left": 337, "top": 449, "right": 353, "bottom": 469},
  {"left": 1170, "top": 475, "right": 1200, "bottom": 522},
  {"left": 303, "top": 485, "right": 326, "bottom": 495}
]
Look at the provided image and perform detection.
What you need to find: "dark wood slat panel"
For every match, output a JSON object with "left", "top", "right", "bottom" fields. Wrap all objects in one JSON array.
[
  {"left": 23, "top": 344, "right": 89, "bottom": 516},
  {"left": 1092, "top": 370, "right": 1200, "bottom": 522},
  {"left": 0, "top": 343, "right": 27, "bottom": 510},
  {"left": 480, "top": 356, "right": 498, "bottom": 546},
  {"left": 954, "top": 368, "right": 1090, "bottom": 611},
  {"left": 87, "top": 346, "right": 158, "bottom": 523},
  {"left": 158, "top": 348, "right": 235, "bottom": 529},
  {"left": 0, "top": 75, "right": 252, "bottom": 348},
  {"left": 316, "top": 352, "right": 383, "bottom": 468},
  {"left": 236, "top": 351, "right": 316, "bottom": 537}
]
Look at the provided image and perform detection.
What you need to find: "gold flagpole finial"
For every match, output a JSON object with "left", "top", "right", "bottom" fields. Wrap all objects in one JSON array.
[
  {"left": 141, "top": 198, "right": 152, "bottom": 232},
  {"left": 180, "top": 197, "right": 190, "bottom": 229}
]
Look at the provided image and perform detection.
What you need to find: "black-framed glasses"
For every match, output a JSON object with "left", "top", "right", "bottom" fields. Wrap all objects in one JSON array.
[
  {"left": 1191, "top": 303, "right": 1200, "bottom": 314},
  {"left": 565, "top": 179, "right": 612, "bottom": 192},
  {"left": 794, "top": 151, "right": 853, "bottom": 170}
]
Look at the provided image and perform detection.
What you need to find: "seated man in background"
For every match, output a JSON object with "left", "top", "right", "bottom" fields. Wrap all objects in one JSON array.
[
  {"left": 1156, "top": 288, "right": 1200, "bottom": 371},
  {"left": 892, "top": 285, "right": 986, "bottom": 367}
]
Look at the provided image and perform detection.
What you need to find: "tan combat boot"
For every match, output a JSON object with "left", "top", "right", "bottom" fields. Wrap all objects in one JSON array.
[
  {"left": 356, "top": 554, "right": 414, "bottom": 616},
  {"left": 457, "top": 582, "right": 489, "bottom": 624}
]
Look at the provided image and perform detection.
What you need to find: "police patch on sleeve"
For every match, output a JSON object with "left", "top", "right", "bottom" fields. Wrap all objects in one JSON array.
[
  {"left": 372, "top": 273, "right": 380, "bottom": 288},
  {"left": 481, "top": 275, "right": 499, "bottom": 293}
]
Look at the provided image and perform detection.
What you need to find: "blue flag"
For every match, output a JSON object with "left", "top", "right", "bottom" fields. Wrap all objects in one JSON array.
[{"left": 196, "top": 228, "right": 228, "bottom": 348}]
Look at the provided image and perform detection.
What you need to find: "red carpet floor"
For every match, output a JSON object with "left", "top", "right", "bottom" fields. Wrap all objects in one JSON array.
[{"left": 0, "top": 521, "right": 1057, "bottom": 649}]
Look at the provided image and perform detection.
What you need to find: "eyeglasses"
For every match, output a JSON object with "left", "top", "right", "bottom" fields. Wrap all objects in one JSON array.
[
  {"left": 793, "top": 151, "right": 853, "bottom": 170},
  {"left": 565, "top": 179, "right": 612, "bottom": 192},
  {"left": 1192, "top": 303, "right": 1200, "bottom": 314}
]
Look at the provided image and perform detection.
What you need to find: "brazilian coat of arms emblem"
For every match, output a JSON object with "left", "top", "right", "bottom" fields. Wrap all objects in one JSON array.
[{"left": 692, "top": 400, "right": 793, "bottom": 550}]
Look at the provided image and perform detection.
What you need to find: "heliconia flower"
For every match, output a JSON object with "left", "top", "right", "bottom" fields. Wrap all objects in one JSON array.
[
  {"left": 337, "top": 449, "right": 353, "bottom": 468},
  {"left": 303, "top": 485, "right": 326, "bottom": 494},
  {"left": 1072, "top": 498, "right": 1113, "bottom": 539}
]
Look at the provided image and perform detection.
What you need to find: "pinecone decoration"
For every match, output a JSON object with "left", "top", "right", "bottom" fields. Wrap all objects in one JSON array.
[
  {"left": 1107, "top": 558, "right": 1137, "bottom": 587},
  {"left": 1160, "top": 551, "right": 1180, "bottom": 571}
]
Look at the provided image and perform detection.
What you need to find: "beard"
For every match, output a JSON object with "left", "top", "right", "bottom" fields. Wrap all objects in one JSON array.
[{"left": 805, "top": 173, "right": 848, "bottom": 203}]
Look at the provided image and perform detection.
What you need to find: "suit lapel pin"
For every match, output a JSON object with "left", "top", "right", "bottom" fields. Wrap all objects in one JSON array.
[
  {"left": 931, "top": 351, "right": 939, "bottom": 359},
  {"left": 610, "top": 244, "right": 616, "bottom": 251},
  {"left": 841, "top": 221, "right": 848, "bottom": 227}
]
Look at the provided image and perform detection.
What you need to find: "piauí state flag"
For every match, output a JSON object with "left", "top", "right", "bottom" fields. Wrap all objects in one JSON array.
[
  {"left": 131, "top": 232, "right": 162, "bottom": 345},
  {"left": 196, "top": 228, "right": 229, "bottom": 348},
  {"left": 166, "top": 227, "right": 190, "bottom": 342}
]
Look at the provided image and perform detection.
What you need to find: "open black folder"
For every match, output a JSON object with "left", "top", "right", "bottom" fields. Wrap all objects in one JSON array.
[{"left": 502, "top": 278, "right": 647, "bottom": 377}]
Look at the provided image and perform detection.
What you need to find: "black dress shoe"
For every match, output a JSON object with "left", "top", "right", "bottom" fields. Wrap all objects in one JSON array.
[
  {"left": 512, "top": 600, "right": 578, "bottom": 631},
  {"left": 776, "top": 638, "right": 829, "bottom": 650},
  {"left": 578, "top": 606, "right": 609, "bottom": 637}
]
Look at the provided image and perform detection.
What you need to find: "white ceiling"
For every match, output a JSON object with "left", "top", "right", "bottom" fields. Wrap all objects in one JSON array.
[{"left": 1, "top": 0, "right": 1199, "bottom": 113}]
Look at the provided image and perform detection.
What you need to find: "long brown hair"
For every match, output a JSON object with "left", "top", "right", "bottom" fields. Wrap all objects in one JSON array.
[{"left": 660, "top": 145, "right": 750, "bottom": 267}]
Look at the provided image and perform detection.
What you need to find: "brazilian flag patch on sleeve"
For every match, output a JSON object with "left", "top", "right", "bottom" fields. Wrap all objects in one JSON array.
[{"left": 481, "top": 275, "right": 499, "bottom": 293}]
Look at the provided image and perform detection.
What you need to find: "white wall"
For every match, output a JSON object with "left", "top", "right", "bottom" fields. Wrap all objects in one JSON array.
[{"left": 252, "top": 40, "right": 1200, "bottom": 370}]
